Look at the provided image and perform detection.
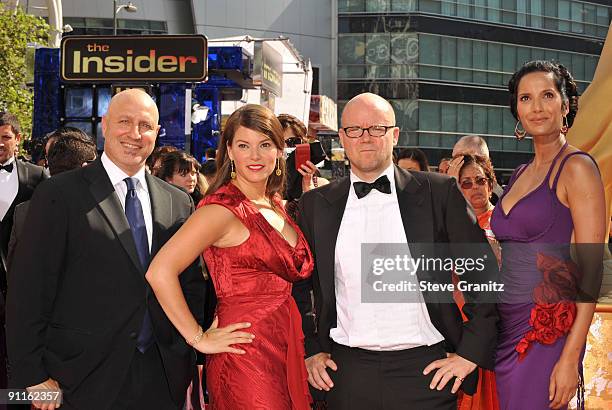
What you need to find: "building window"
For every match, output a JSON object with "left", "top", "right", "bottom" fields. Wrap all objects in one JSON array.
[
  {"left": 417, "top": 100, "right": 532, "bottom": 152},
  {"left": 338, "top": 33, "right": 418, "bottom": 80},
  {"left": 338, "top": 0, "right": 612, "bottom": 39},
  {"left": 416, "top": 34, "right": 598, "bottom": 90},
  {"left": 63, "top": 17, "right": 168, "bottom": 36}
]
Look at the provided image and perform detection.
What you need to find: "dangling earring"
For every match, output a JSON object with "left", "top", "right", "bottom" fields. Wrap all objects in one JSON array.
[
  {"left": 561, "top": 116, "right": 569, "bottom": 134},
  {"left": 230, "top": 160, "right": 236, "bottom": 179},
  {"left": 514, "top": 120, "right": 527, "bottom": 140},
  {"left": 275, "top": 158, "right": 282, "bottom": 176}
]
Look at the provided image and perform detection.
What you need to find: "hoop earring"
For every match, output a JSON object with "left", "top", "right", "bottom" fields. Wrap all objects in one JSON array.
[
  {"left": 514, "top": 120, "right": 527, "bottom": 140},
  {"left": 561, "top": 116, "right": 569, "bottom": 134},
  {"left": 230, "top": 160, "right": 236, "bottom": 179},
  {"left": 275, "top": 158, "right": 282, "bottom": 176}
]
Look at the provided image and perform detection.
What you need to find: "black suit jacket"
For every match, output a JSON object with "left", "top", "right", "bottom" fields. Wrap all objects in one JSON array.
[
  {"left": 0, "top": 160, "right": 48, "bottom": 291},
  {"left": 6, "top": 159, "right": 205, "bottom": 409},
  {"left": 6, "top": 200, "right": 28, "bottom": 273},
  {"left": 293, "top": 166, "right": 499, "bottom": 395}
]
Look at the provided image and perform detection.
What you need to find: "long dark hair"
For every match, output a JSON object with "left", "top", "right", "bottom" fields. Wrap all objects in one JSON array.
[
  {"left": 508, "top": 60, "right": 579, "bottom": 128},
  {"left": 207, "top": 104, "right": 286, "bottom": 203}
]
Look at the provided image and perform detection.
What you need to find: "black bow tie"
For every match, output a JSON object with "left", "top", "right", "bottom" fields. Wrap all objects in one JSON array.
[
  {"left": 0, "top": 163, "right": 13, "bottom": 173},
  {"left": 353, "top": 175, "right": 392, "bottom": 199}
]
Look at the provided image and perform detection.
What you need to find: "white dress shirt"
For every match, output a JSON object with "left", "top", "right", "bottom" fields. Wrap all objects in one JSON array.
[
  {"left": 0, "top": 157, "right": 18, "bottom": 221},
  {"left": 101, "top": 153, "right": 153, "bottom": 251},
  {"left": 331, "top": 164, "right": 444, "bottom": 350}
]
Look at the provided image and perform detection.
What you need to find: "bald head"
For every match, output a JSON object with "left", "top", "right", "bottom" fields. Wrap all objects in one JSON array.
[
  {"left": 107, "top": 89, "right": 159, "bottom": 123},
  {"left": 339, "top": 93, "right": 399, "bottom": 182},
  {"left": 102, "top": 88, "right": 160, "bottom": 176},
  {"left": 341, "top": 93, "right": 395, "bottom": 127},
  {"left": 452, "top": 135, "right": 490, "bottom": 158}
]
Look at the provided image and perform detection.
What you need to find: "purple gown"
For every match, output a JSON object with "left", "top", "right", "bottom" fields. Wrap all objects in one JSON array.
[{"left": 490, "top": 144, "right": 590, "bottom": 410}]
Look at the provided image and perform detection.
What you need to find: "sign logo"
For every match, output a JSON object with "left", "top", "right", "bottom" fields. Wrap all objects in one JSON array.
[{"left": 61, "top": 35, "right": 207, "bottom": 83}]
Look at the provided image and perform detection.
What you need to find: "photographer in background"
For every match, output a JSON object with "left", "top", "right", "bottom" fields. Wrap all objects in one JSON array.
[{"left": 277, "top": 114, "right": 329, "bottom": 221}]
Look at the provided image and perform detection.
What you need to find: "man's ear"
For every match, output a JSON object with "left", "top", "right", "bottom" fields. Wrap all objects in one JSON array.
[
  {"left": 15, "top": 133, "right": 22, "bottom": 144},
  {"left": 392, "top": 127, "right": 400, "bottom": 146},
  {"left": 101, "top": 116, "right": 108, "bottom": 140}
]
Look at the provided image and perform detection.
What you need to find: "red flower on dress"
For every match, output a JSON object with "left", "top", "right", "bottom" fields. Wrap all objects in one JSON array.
[{"left": 515, "top": 254, "right": 579, "bottom": 361}]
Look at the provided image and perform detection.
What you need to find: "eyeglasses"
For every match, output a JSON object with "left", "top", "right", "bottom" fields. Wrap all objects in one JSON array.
[
  {"left": 341, "top": 125, "right": 396, "bottom": 139},
  {"left": 460, "top": 176, "right": 489, "bottom": 190},
  {"left": 285, "top": 136, "right": 303, "bottom": 147}
]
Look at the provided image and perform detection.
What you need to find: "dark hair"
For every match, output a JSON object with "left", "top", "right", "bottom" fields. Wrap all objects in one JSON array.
[
  {"left": 508, "top": 60, "right": 579, "bottom": 127},
  {"left": 200, "top": 159, "right": 217, "bottom": 177},
  {"left": 208, "top": 104, "right": 286, "bottom": 203},
  {"left": 47, "top": 127, "right": 97, "bottom": 176},
  {"left": 147, "top": 145, "right": 178, "bottom": 176},
  {"left": 277, "top": 113, "right": 307, "bottom": 142},
  {"left": 458, "top": 154, "right": 497, "bottom": 189},
  {"left": 396, "top": 148, "right": 429, "bottom": 171},
  {"left": 205, "top": 147, "right": 216, "bottom": 159},
  {"left": 158, "top": 150, "right": 201, "bottom": 182},
  {"left": 0, "top": 112, "right": 21, "bottom": 135}
]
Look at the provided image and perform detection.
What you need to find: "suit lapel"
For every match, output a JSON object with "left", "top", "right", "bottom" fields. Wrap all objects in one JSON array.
[
  {"left": 1, "top": 160, "right": 30, "bottom": 224},
  {"left": 146, "top": 173, "right": 172, "bottom": 257},
  {"left": 84, "top": 159, "right": 143, "bottom": 274},
  {"left": 394, "top": 166, "right": 432, "bottom": 244},
  {"left": 314, "top": 177, "right": 350, "bottom": 302},
  {"left": 12, "top": 160, "right": 29, "bottom": 209},
  {"left": 16, "top": 159, "right": 28, "bottom": 190},
  {"left": 395, "top": 166, "right": 446, "bottom": 318}
]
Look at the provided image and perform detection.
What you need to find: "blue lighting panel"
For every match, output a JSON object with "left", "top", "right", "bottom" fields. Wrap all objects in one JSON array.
[
  {"left": 32, "top": 48, "right": 61, "bottom": 141},
  {"left": 207, "top": 46, "right": 243, "bottom": 70},
  {"left": 159, "top": 83, "right": 187, "bottom": 149}
]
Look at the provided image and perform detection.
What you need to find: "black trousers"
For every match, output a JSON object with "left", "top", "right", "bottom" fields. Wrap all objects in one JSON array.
[
  {"left": 326, "top": 342, "right": 456, "bottom": 410},
  {"left": 111, "top": 344, "right": 182, "bottom": 410}
]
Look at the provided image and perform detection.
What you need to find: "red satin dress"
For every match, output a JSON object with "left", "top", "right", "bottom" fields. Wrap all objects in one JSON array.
[{"left": 200, "top": 183, "right": 313, "bottom": 410}]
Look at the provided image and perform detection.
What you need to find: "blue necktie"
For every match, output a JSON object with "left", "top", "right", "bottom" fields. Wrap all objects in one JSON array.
[{"left": 124, "top": 177, "right": 154, "bottom": 353}]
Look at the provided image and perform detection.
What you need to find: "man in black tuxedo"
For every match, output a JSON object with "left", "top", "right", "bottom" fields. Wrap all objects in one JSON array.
[
  {"left": 293, "top": 93, "right": 498, "bottom": 410},
  {"left": 7, "top": 89, "right": 204, "bottom": 410},
  {"left": 0, "top": 112, "right": 48, "bottom": 392},
  {"left": 0, "top": 112, "right": 48, "bottom": 292}
]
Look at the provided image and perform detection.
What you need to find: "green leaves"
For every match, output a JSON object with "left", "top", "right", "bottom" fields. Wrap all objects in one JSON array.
[{"left": 0, "top": 4, "right": 50, "bottom": 146}]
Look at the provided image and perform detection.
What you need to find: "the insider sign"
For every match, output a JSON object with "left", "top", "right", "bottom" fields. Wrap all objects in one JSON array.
[{"left": 60, "top": 35, "right": 208, "bottom": 83}]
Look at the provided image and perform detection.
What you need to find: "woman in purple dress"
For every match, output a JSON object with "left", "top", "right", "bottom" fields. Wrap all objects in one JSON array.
[{"left": 490, "top": 61, "right": 605, "bottom": 409}]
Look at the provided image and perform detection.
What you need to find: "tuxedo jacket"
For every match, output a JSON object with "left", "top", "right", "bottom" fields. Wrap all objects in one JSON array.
[
  {"left": 6, "top": 200, "right": 29, "bottom": 273},
  {"left": 0, "top": 160, "right": 48, "bottom": 291},
  {"left": 6, "top": 159, "right": 205, "bottom": 409},
  {"left": 293, "top": 166, "right": 499, "bottom": 395}
]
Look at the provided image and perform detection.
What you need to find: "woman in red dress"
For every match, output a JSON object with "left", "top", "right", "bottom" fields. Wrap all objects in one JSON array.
[{"left": 147, "top": 104, "right": 313, "bottom": 409}]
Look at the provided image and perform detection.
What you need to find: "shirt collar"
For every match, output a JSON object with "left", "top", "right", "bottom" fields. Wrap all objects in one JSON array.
[
  {"left": 1, "top": 156, "right": 16, "bottom": 167},
  {"left": 349, "top": 163, "right": 396, "bottom": 194},
  {"left": 101, "top": 152, "right": 148, "bottom": 192}
]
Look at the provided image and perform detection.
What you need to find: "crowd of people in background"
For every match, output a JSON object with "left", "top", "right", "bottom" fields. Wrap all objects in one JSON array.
[{"left": 0, "top": 59, "right": 605, "bottom": 410}]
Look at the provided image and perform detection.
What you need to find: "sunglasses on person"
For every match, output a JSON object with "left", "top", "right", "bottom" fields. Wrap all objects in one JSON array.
[
  {"left": 460, "top": 176, "right": 488, "bottom": 190},
  {"left": 285, "top": 136, "right": 303, "bottom": 148}
]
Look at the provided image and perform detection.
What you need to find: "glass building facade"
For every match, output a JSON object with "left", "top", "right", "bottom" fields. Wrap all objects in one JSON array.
[{"left": 337, "top": 0, "right": 612, "bottom": 174}]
